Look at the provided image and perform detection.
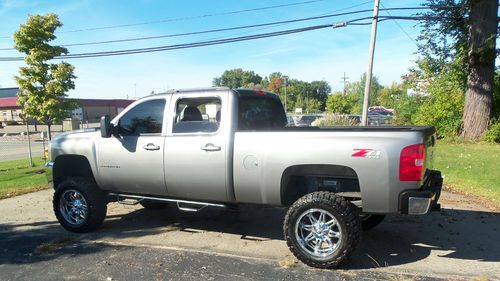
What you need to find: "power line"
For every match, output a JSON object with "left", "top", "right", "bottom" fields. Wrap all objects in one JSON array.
[
  {"left": 0, "top": 0, "right": 326, "bottom": 39},
  {"left": 380, "top": 2, "right": 418, "bottom": 46},
  {"left": 0, "top": 24, "right": 340, "bottom": 61},
  {"left": 0, "top": 6, "right": 456, "bottom": 51},
  {"left": 0, "top": 15, "right": 459, "bottom": 62}
]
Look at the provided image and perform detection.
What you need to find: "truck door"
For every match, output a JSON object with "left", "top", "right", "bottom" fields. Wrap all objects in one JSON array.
[
  {"left": 97, "top": 97, "right": 168, "bottom": 196},
  {"left": 164, "top": 93, "right": 230, "bottom": 202}
]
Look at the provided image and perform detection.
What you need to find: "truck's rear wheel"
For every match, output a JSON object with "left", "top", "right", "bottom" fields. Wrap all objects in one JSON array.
[
  {"left": 53, "top": 177, "right": 107, "bottom": 233},
  {"left": 284, "top": 192, "right": 361, "bottom": 269},
  {"left": 360, "top": 214, "right": 385, "bottom": 231}
]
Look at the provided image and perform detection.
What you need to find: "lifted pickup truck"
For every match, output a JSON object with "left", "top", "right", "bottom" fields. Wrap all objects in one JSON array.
[{"left": 47, "top": 87, "right": 442, "bottom": 268}]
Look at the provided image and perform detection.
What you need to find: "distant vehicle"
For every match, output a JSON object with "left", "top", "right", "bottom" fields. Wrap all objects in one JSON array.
[
  {"left": 368, "top": 106, "right": 394, "bottom": 116},
  {"left": 296, "top": 114, "right": 323, "bottom": 127},
  {"left": 286, "top": 115, "right": 295, "bottom": 127}
]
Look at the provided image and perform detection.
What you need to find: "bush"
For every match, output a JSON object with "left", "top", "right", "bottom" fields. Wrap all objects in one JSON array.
[
  {"left": 412, "top": 66, "right": 465, "bottom": 139},
  {"left": 326, "top": 93, "right": 360, "bottom": 114},
  {"left": 485, "top": 121, "right": 500, "bottom": 143},
  {"left": 312, "top": 114, "right": 359, "bottom": 126}
]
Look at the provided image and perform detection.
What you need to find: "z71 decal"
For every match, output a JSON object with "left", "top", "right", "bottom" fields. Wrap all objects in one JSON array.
[{"left": 352, "top": 149, "right": 381, "bottom": 159}]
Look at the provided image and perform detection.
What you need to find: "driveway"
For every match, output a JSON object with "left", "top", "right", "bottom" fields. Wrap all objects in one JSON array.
[{"left": 0, "top": 190, "right": 498, "bottom": 280}]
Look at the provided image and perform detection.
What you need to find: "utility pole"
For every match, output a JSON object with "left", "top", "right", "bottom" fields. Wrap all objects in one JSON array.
[
  {"left": 340, "top": 72, "right": 349, "bottom": 96},
  {"left": 283, "top": 76, "right": 288, "bottom": 113},
  {"left": 361, "top": 0, "right": 380, "bottom": 126}
]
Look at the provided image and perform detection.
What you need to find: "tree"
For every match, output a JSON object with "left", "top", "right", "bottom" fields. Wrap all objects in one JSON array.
[
  {"left": 413, "top": 66, "right": 465, "bottom": 138},
  {"left": 326, "top": 92, "right": 358, "bottom": 114},
  {"left": 13, "top": 13, "right": 77, "bottom": 140},
  {"left": 461, "top": 0, "right": 498, "bottom": 139},
  {"left": 376, "top": 82, "right": 406, "bottom": 109},
  {"left": 345, "top": 73, "right": 383, "bottom": 107},
  {"left": 418, "top": 0, "right": 498, "bottom": 140},
  {"left": 309, "top": 80, "right": 331, "bottom": 110},
  {"left": 266, "top": 72, "right": 285, "bottom": 94},
  {"left": 212, "top": 68, "right": 262, "bottom": 88}
]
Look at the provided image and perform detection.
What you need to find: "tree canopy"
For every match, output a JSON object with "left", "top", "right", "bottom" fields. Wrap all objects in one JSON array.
[{"left": 14, "top": 13, "right": 77, "bottom": 139}]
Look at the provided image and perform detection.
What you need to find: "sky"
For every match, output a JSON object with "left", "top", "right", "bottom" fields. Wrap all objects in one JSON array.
[{"left": 0, "top": 0, "right": 425, "bottom": 99}]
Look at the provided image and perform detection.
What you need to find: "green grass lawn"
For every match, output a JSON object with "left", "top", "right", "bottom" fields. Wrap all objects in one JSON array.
[
  {"left": 435, "top": 141, "right": 500, "bottom": 206},
  {"left": 0, "top": 158, "right": 49, "bottom": 199}
]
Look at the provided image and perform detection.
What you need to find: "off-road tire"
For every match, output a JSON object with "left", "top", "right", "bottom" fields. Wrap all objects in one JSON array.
[
  {"left": 53, "top": 177, "right": 107, "bottom": 233},
  {"left": 361, "top": 214, "right": 385, "bottom": 231},
  {"left": 284, "top": 192, "right": 361, "bottom": 269},
  {"left": 140, "top": 200, "right": 168, "bottom": 210}
]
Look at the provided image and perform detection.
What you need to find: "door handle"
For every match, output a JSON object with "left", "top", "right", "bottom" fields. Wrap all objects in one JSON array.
[
  {"left": 143, "top": 143, "right": 160, "bottom": 151},
  {"left": 201, "top": 143, "right": 221, "bottom": 151}
]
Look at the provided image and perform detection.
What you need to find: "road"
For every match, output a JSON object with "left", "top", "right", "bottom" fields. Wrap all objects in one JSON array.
[
  {"left": 0, "top": 190, "right": 499, "bottom": 280},
  {"left": 0, "top": 141, "right": 45, "bottom": 162}
]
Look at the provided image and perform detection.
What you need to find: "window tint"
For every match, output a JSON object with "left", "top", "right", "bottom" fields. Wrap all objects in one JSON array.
[
  {"left": 238, "top": 96, "right": 287, "bottom": 131},
  {"left": 118, "top": 99, "right": 165, "bottom": 135},
  {"left": 173, "top": 97, "right": 221, "bottom": 134}
]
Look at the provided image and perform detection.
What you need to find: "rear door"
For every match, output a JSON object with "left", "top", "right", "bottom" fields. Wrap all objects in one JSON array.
[{"left": 164, "top": 92, "right": 230, "bottom": 202}]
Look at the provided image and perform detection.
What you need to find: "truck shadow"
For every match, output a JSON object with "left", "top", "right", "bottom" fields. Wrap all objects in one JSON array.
[{"left": 0, "top": 205, "right": 498, "bottom": 270}]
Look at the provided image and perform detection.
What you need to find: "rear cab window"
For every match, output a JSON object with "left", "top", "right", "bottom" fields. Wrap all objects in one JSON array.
[{"left": 237, "top": 93, "right": 287, "bottom": 131}]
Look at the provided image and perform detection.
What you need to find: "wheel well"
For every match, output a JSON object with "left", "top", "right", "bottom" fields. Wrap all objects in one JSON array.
[
  {"left": 53, "top": 155, "right": 95, "bottom": 188},
  {"left": 280, "top": 164, "right": 360, "bottom": 206}
]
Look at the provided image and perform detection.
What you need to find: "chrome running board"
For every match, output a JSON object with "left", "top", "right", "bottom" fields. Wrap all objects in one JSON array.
[{"left": 109, "top": 193, "right": 228, "bottom": 211}]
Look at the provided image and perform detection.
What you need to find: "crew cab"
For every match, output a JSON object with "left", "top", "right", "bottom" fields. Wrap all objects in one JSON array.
[{"left": 47, "top": 87, "right": 442, "bottom": 268}]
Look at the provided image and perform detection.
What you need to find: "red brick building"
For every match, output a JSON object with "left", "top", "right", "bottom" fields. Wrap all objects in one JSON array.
[{"left": 0, "top": 88, "right": 134, "bottom": 123}]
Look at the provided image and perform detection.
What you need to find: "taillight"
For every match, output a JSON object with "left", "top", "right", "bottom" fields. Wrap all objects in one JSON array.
[{"left": 399, "top": 143, "right": 425, "bottom": 181}]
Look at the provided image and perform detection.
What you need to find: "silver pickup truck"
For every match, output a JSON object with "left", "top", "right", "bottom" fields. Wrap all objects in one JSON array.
[{"left": 47, "top": 87, "right": 442, "bottom": 268}]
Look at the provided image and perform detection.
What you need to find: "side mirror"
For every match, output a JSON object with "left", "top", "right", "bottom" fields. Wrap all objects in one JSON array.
[{"left": 100, "top": 115, "right": 113, "bottom": 138}]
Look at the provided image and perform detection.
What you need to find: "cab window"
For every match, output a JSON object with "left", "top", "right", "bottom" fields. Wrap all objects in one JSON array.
[
  {"left": 173, "top": 97, "right": 221, "bottom": 134},
  {"left": 118, "top": 99, "right": 165, "bottom": 135}
]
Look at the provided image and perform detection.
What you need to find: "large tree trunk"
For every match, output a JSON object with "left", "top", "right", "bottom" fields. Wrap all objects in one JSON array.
[{"left": 460, "top": 0, "right": 498, "bottom": 140}]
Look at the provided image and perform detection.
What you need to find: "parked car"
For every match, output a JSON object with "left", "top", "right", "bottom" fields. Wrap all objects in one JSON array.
[
  {"left": 286, "top": 115, "right": 295, "bottom": 126},
  {"left": 46, "top": 88, "right": 442, "bottom": 269}
]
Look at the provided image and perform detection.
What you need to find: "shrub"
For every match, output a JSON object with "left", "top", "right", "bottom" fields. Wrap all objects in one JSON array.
[
  {"left": 485, "top": 121, "right": 500, "bottom": 143},
  {"left": 412, "top": 66, "right": 465, "bottom": 138},
  {"left": 326, "top": 93, "right": 360, "bottom": 114},
  {"left": 312, "top": 114, "right": 359, "bottom": 126}
]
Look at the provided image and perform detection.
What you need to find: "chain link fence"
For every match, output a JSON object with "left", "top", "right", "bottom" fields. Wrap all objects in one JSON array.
[{"left": 0, "top": 120, "right": 99, "bottom": 164}]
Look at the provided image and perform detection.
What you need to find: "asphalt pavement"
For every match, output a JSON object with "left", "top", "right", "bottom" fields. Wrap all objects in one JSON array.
[{"left": 0, "top": 190, "right": 499, "bottom": 281}]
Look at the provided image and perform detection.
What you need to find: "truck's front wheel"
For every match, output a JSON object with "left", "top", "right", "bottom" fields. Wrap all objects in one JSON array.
[
  {"left": 284, "top": 192, "right": 361, "bottom": 268},
  {"left": 53, "top": 177, "right": 107, "bottom": 233}
]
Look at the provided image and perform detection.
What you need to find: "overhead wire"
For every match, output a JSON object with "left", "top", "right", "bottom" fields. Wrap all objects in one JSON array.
[
  {"left": 380, "top": 2, "right": 419, "bottom": 46},
  {"left": 0, "top": 15, "right": 460, "bottom": 62},
  {"left": 0, "top": 24, "right": 336, "bottom": 61},
  {"left": 0, "top": 6, "right": 458, "bottom": 51},
  {"left": 0, "top": 0, "right": 326, "bottom": 39}
]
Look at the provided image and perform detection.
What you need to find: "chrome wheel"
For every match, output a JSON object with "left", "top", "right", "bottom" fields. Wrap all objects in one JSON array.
[
  {"left": 295, "top": 208, "right": 342, "bottom": 259},
  {"left": 59, "top": 189, "right": 88, "bottom": 226}
]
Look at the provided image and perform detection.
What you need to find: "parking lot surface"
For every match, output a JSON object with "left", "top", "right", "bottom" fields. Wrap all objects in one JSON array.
[{"left": 0, "top": 189, "right": 499, "bottom": 280}]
